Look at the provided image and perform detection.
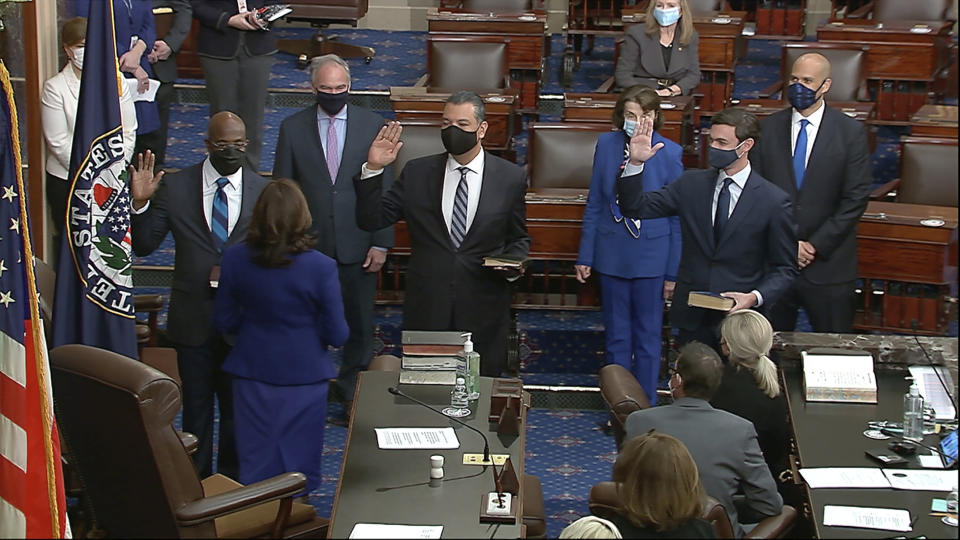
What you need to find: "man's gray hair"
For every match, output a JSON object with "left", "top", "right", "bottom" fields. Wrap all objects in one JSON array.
[
  {"left": 308, "top": 54, "right": 351, "bottom": 81},
  {"left": 446, "top": 90, "right": 486, "bottom": 123}
]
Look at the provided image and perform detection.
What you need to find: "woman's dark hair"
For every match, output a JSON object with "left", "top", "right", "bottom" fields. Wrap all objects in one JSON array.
[
  {"left": 246, "top": 178, "right": 316, "bottom": 267},
  {"left": 611, "top": 85, "right": 664, "bottom": 132},
  {"left": 62, "top": 17, "right": 87, "bottom": 47}
]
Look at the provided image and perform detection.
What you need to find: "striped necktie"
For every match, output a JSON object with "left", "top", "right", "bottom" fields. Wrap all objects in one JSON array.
[
  {"left": 326, "top": 116, "right": 339, "bottom": 183},
  {"left": 211, "top": 177, "right": 230, "bottom": 252},
  {"left": 450, "top": 167, "right": 469, "bottom": 249}
]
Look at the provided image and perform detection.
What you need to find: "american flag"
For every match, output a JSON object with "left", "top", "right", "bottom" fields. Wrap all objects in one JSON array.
[{"left": 0, "top": 63, "right": 70, "bottom": 537}]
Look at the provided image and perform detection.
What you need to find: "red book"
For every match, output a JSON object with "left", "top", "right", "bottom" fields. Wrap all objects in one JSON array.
[{"left": 876, "top": 81, "right": 894, "bottom": 120}]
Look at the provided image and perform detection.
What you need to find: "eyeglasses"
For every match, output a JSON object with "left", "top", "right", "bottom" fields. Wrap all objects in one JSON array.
[
  {"left": 209, "top": 140, "right": 248, "bottom": 151},
  {"left": 610, "top": 202, "right": 641, "bottom": 239}
]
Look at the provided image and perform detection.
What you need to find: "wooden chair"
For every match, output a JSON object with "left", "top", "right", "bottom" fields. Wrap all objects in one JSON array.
[
  {"left": 870, "top": 137, "right": 958, "bottom": 206},
  {"left": 276, "top": 0, "right": 376, "bottom": 69}
]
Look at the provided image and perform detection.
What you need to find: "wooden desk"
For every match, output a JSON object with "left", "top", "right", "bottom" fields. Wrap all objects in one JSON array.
[
  {"left": 856, "top": 201, "right": 958, "bottom": 334},
  {"left": 910, "top": 104, "right": 959, "bottom": 138},
  {"left": 818, "top": 20, "right": 953, "bottom": 122},
  {"left": 427, "top": 9, "right": 546, "bottom": 112},
  {"left": 389, "top": 87, "right": 517, "bottom": 153},
  {"left": 737, "top": 100, "right": 876, "bottom": 122},
  {"left": 329, "top": 372, "right": 526, "bottom": 538},
  {"left": 783, "top": 367, "right": 956, "bottom": 539},
  {"left": 562, "top": 93, "right": 695, "bottom": 154}
]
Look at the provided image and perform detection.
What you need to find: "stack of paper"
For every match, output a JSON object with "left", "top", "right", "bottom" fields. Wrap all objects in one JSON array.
[{"left": 802, "top": 352, "right": 877, "bottom": 403}]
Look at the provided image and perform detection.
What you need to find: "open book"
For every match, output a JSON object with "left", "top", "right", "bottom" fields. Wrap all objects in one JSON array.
[{"left": 802, "top": 350, "right": 877, "bottom": 403}]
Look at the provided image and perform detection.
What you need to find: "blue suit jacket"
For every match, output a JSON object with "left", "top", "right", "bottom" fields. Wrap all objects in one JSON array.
[
  {"left": 214, "top": 243, "right": 349, "bottom": 385},
  {"left": 577, "top": 130, "right": 682, "bottom": 280}
]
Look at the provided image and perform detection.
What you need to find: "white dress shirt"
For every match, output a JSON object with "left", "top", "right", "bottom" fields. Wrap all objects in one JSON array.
[
  {"left": 441, "top": 151, "right": 485, "bottom": 237},
  {"left": 201, "top": 158, "right": 243, "bottom": 236},
  {"left": 710, "top": 162, "right": 764, "bottom": 306},
  {"left": 41, "top": 63, "right": 138, "bottom": 180},
  {"left": 790, "top": 99, "right": 825, "bottom": 169}
]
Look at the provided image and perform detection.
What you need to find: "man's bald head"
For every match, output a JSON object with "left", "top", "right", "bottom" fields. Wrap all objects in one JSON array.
[
  {"left": 793, "top": 53, "right": 831, "bottom": 81},
  {"left": 208, "top": 111, "right": 246, "bottom": 141}
]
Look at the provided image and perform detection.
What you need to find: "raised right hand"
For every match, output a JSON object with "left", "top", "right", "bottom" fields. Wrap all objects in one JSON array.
[
  {"left": 574, "top": 264, "right": 591, "bottom": 284},
  {"left": 366, "top": 122, "right": 404, "bottom": 171},
  {"left": 628, "top": 114, "right": 664, "bottom": 164},
  {"left": 129, "top": 151, "right": 164, "bottom": 210}
]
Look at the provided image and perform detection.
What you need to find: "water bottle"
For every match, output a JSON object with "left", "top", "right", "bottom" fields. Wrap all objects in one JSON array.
[
  {"left": 946, "top": 486, "right": 958, "bottom": 514},
  {"left": 903, "top": 377, "right": 924, "bottom": 442},
  {"left": 442, "top": 377, "right": 471, "bottom": 418}
]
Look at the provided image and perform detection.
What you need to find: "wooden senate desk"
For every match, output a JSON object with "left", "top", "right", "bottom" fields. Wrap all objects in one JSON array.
[
  {"left": 783, "top": 367, "right": 957, "bottom": 539},
  {"left": 817, "top": 20, "right": 954, "bottom": 122},
  {"left": 856, "top": 201, "right": 958, "bottom": 335},
  {"left": 426, "top": 8, "right": 546, "bottom": 112},
  {"left": 389, "top": 87, "right": 517, "bottom": 153},
  {"left": 329, "top": 371, "right": 527, "bottom": 538},
  {"left": 910, "top": 104, "right": 959, "bottom": 138}
]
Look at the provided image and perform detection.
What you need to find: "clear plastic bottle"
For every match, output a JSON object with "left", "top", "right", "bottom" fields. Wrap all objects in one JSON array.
[
  {"left": 460, "top": 333, "right": 481, "bottom": 400},
  {"left": 903, "top": 377, "right": 924, "bottom": 442},
  {"left": 442, "top": 377, "right": 471, "bottom": 418}
]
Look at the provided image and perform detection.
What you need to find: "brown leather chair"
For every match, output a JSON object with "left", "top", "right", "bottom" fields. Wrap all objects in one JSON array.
[
  {"left": 527, "top": 122, "right": 610, "bottom": 193},
  {"left": 276, "top": 0, "right": 376, "bottom": 69},
  {"left": 597, "top": 364, "right": 652, "bottom": 450},
  {"left": 870, "top": 136, "right": 958, "bottom": 205},
  {"left": 847, "top": 0, "right": 956, "bottom": 22},
  {"left": 51, "top": 344, "right": 327, "bottom": 538},
  {"left": 461, "top": 0, "right": 535, "bottom": 11},
  {"left": 394, "top": 119, "right": 446, "bottom": 175},
  {"left": 422, "top": 36, "right": 510, "bottom": 91},
  {"left": 367, "top": 354, "right": 402, "bottom": 371},
  {"left": 588, "top": 481, "right": 797, "bottom": 538},
  {"left": 760, "top": 42, "right": 870, "bottom": 102}
]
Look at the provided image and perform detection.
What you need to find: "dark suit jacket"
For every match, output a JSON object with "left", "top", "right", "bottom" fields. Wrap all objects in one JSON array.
[
  {"left": 354, "top": 152, "right": 530, "bottom": 370},
  {"left": 616, "top": 167, "right": 797, "bottom": 331},
  {"left": 151, "top": 0, "right": 193, "bottom": 83},
  {"left": 214, "top": 243, "right": 349, "bottom": 385},
  {"left": 131, "top": 163, "right": 270, "bottom": 346},
  {"left": 274, "top": 104, "right": 393, "bottom": 264},
  {"left": 624, "top": 398, "right": 783, "bottom": 537},
  {"left": 752, "top": 105, "right": 872, "bottom": 284},
  {"left": 615, "top": 25, "right": 701, "bottom": 94},
  {"left": 191, "top": 0, "right": 279, "bottom": 59}
]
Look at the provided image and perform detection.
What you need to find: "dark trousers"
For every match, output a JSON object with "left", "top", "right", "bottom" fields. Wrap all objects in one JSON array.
[
  {"left": 45, "top": 172, "right": 69, "bottom": 263},
  {"left": 332, "top": 261, "right": 377, "bottom": 403},
  {"left": 676, "top": 309, "right": 725, "bottom": 353},
  {"left": 769, "top": 276, "right": 856, "bottom": 333},
  {"left": 199, "top": 45, "right": 274, "bottom": 172},
  {"left": 174, "top": 336, "right": 238, "bottom": 479}
]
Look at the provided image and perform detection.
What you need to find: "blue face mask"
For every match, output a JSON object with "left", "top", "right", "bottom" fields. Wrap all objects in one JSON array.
[
  {"left": 787, "top": 80, "right": 825, "bottom": 112},
  {"left": 708, "top": 140, "right": 747, "bottom": 170},
  {"left": 623, "top": 119, "right": 637, "bottom": 137},
  {"left": 654, "top": 7, "right": 681, "bottom": 26}
]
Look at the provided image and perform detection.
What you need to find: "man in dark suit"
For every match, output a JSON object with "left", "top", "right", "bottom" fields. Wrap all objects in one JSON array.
[
  {"left": 617, "top": 108, "right": 797, "bottom": 348},
  {"left": 191, "top": 0, "right": 277, "bottom": 171},
  {"left": 274, "top": 54, "right": 393, "bottom": 409},
  {"left": 129, "top": 111, "right": 270, "bottom": 478},
  {"left": 752, "top": 53, "right": 872, "bottom": 333},
  {"left": 354, "top": 91, "right": 530, "bottom": 377},
  {"left": 146, "top": 0, "right": 192, "bottom": 171},
  {"left": 625, "top": 342, "right": 783, "bottom": 537}
]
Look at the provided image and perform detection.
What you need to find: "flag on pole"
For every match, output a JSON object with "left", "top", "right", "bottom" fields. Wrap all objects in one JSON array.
[
  {"left": 0, "top": 61, "right": 71, "bottom": 539},
  {"left": 52, "top": 0, "right": 138, "bottom": 359}
]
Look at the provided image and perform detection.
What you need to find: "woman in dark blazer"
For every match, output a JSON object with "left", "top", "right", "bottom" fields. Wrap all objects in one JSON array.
[
  {"left": 615, "top": 0, "right": 700, "bottom": 96},
  {"left": 710, "top": 309, "right": 789, "bottom": 477},
  {"left": 214, "top": 178, "right": 348, "bottom": 494},
  {"left": 575, "top": 86, "right": 683, "bottom": 403}
]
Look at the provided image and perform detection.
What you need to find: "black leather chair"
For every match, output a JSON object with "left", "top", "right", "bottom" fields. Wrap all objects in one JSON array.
[
  {"left": 870, "top": 136, "right": 958, "bottom": 205},
  {"left": 419, "top": 36, "right": 511, "bottom": 91},
  {"left": 527, "top": 122, "right": 610, "bottom": 193},
  {"left": 277, "top": 0, "right": 376, "bottom": 69},
  {"left": 393, "top": 119, "right": 446, "bottom": 175},
  {"left": 461, "top": 0, "right": 535, "bottom": 11}
]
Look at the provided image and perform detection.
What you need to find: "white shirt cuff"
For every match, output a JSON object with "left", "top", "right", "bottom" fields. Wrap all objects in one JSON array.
[
  {"left": 131, "top": 200, "right": 150, "bottom": 214},
  {"left": 751, "top": 290, "right": 764, "bottom": 307},
  {"left": 361, "top": 162, "right": 383, "bottom": 179},
  {"left": 621, "top": 162, "right": 645, "bottom": 177}
]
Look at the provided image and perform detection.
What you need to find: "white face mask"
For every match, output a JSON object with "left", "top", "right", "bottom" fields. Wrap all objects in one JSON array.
[{"left": 70, "top": 47, "right": 84, "bottom": 70}]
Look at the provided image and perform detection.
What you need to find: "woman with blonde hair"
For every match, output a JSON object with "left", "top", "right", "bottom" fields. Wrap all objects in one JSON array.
[
  {"left": 711, "top": 309, "right": 789, "bottom": 476},
  {"left": 609, "top": 431, "right": 715, "bottom": 538},
  {"left": 614, "top": 0, "right": 700, "bottom": 95}
]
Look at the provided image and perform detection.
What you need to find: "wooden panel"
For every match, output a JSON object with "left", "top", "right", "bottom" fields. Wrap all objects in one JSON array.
[
  {"left": 911, "top": 104, "right": 958, "bottom": 138},
  {"left": 817, "top": 20, "right": 952, "bottom": 81},
  {"left": 857, "top": 202, "right": 958, "bottom": 284}
]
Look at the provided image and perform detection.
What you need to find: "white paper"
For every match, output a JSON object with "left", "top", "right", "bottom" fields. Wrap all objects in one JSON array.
[
  {"left": 349, "top": 523, "right": 443, "bottom": 539},
  {"left": 375, "top": 427, "right": 460, "bottom": 449},
  {"left": 884, "top": 469, "right": 957, "bottom": 491},
  {"left": 918, "top": 455, "right": 946, "bottom": 469},
  {"left": 823, "top": 505, "right": 912, "bottom": 532},
  {"left": 125, "top": 78, "right": 161, "bottom": 102},
  {"left": 799, "top": 468, "right": 891, "bottom": 489},
  {"left": 908, "top": 365, "right": 957, "bottom": 420},
  {"left": 802, "top": 353, "right": 876, "bottom": 389}
]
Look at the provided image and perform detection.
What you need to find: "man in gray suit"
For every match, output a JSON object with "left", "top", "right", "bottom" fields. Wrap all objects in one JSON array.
[
  {"left": 274, "top": 54, "right": 393, "bottom": 414},
  {"left": 146, "top": 0, "right": 192, "bottom": 171},
  {"left": 130, "top": 111, "right": 270, "bottom": 478},
  {"left": 625, "top": 342, "right": 783, "bottom": 536}
]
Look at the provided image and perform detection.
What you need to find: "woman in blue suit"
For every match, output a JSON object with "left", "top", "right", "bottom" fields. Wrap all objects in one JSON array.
[
  {"left": 214, "top": 178, "right": 348, "bottom": 494},
  {"left": 575, "top": 85, "right": 683, "bottom": 403}
]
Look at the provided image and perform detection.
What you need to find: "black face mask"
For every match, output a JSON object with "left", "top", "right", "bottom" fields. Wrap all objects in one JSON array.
[
  {"left": 315, "top": 91, "right": 349, "bottom": 116},
  {"left": 707, "top": 140, "right": 747, "bottom": 170},
  {"left": 441, "top": 125, "right": 479, "bottom": 156},
  {"left": 210, "top": 147, "right": 245, "bottom": 176}
]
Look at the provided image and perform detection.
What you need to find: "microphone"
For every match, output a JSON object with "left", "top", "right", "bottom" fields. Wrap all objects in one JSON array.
[
  {"left": 910, "top": 321, "right": 957, "bottom": 421},
  {"left": 388, "top": 386, "right": 491, "bottom": 464},
  {"left": 879, "top": 428, "right": 952, "bottom": 464}
]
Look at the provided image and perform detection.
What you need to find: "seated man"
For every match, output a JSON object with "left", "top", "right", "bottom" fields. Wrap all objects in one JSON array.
[{"left": 624, "top": 342, "right": 783, "bottom": 536}]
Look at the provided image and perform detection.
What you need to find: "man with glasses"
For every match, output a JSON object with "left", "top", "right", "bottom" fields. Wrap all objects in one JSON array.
[{"left": 129, "top": 111, "right": 270, "bottom": 479}]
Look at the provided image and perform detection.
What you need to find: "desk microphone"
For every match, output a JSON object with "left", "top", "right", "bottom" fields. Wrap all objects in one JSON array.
[
  {"left": 879, "top": 428, "right": 952, "bottom": 464},
  {"left": 387, "top": 386, "right": 491, "bottom": 464}
]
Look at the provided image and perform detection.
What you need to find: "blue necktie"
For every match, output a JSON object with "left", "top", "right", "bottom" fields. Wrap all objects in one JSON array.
[
  {"left": 793, "top": 118, "right": 810, "bottom": 189},
  {"left": 714, "top": 177, "right": 732, "bottom": 245},
  {"left": 450, "top": 167, "right": 469, "bottom": 249},
  {"left": 212, "top": 177, "right": 230, "bottom": 252}
]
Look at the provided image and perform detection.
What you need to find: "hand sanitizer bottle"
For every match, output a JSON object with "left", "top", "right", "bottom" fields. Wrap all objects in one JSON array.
[
  {"left": 460, "top": 333, "right": 481, "bottom": 400},
  {"left": 903, "top": 377, "right": 924, "bottom": 442}
]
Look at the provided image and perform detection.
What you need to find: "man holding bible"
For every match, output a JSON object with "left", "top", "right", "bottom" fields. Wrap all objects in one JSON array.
[{"left": 616, "top": 108, "right": 797, "bottom": 349}]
